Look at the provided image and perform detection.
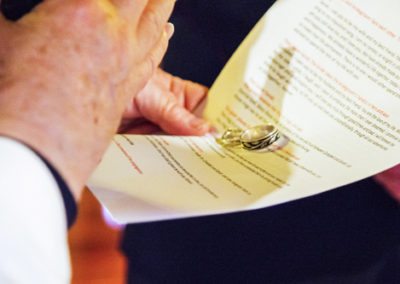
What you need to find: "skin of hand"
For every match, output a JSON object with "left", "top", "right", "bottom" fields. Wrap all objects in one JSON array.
[
  {"left": 0, "top": 0, "right": 176, "bottom": 199},
  {"left": 121, "top": 68, "right": 211, "bottom": 136}
]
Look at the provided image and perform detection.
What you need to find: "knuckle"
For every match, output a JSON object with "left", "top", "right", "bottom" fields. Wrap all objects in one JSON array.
[
  {"left": 142, "top": 7, "right": 163, "bottom": 34},
  {"left": 67, "top": 0, "right": 107, "bottom": 24}
]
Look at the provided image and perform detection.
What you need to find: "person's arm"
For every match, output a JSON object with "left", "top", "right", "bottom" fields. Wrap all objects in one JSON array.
[
  {"left": 0, "top": 0, "right": 176, "bottom": 281},
  {"left": 0, "top": 0, "right": 176, "bottom": 200}
]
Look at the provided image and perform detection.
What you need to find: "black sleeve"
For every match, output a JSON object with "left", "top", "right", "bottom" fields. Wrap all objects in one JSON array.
[
  {"left": 10, "top": 138, "right": 78, "bottom": 228},
  {"left": 40, "top": 157, "right": 78, "bottom": 229}
]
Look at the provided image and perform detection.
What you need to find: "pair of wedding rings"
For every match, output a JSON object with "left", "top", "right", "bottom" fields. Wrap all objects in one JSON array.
[{"left": 217, "top": 124, "right": 287, "bottom": 152}]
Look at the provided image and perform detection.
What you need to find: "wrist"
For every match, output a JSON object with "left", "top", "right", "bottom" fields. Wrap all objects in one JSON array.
[{"left": 0, "top": 71, "right": 120, "bottom": 200}]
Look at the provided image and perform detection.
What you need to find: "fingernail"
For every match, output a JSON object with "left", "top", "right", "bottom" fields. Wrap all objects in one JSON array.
[{"left": 165, "top": 22, "right": 175, "bottom": 39}]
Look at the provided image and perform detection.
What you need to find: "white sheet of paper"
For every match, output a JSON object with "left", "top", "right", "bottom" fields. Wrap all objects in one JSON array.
[{"left": 89, "top": 0, "right": 400, "bottom": 223}]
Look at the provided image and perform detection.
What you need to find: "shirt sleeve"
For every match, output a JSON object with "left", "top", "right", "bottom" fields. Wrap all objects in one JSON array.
[{"left": 0, "top": 137, "right": 71, "bottom": 283}]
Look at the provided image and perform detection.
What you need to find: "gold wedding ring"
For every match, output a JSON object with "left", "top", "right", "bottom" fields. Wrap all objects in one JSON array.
[
  {"left": 217, "top": 128, "right": 243, "bottom": 147},
  {"left": 240, "top": 125, "right": 281, "bottom": 151},
  {"left": 217, "top": 124, "right": 287, "bottom": 152}
]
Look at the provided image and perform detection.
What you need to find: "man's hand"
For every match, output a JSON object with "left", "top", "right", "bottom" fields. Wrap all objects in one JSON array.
[
  {"left": 121, "top": 68, "right": 211, "bottom": 136},
  {"left": 0, "top": 0, "right": 176, "bottom": 199}
]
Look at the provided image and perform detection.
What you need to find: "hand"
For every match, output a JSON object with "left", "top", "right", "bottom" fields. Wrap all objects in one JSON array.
[
  {"left": 121, "top": 68, "right": 211, "bottom": 136},
  {"left": 0, "top": 0, "right": 176, "bottom": 199}
]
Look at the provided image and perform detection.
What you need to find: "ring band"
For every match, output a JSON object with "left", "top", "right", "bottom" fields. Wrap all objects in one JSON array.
[
  {"left": 217, "top": 124, "right": 288, "bottom": 152},
  {"left": 240, "top": 125, "right": 281, "bottom": 151},
  {"left": 217, "top": 128, "right": 243, "bottom": 147}
]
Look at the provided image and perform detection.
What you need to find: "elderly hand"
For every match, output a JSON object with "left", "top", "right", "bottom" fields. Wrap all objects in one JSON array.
[
  {"left": 0, "top": 0, "right": 175, "bottom": 199},
  {"left": 121, "top": 68, "right": 211, "bottom": 136}
]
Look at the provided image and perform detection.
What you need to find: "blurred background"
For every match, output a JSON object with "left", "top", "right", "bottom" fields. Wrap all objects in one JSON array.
[{"left": 68, "top": 189, "right": 125, "bottom": 284}]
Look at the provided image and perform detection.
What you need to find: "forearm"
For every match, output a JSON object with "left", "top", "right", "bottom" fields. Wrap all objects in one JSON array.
[
  {"left": 0, "top": 64, "right": 124, "bottom": 199},
  {"left": 0, "top": 0, "right": 175, "bottom": 200}
]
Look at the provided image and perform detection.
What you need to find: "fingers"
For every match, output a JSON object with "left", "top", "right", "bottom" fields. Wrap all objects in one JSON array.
[
  {"left": 157, "top": 102, "right": 211, "bottom": 135},
  {"left": 155, "top": 69, "right": 209, "bottom": 111},
  {"left": 171, "top": 78, "right": 208, "bottom": 111},
  {"left": 120, "top": 120, "right": 161, "bottom": 134},
  {"left": 129, "top": 69, "right": 210, "bottom": 135},
  {"left": 122, "top": 22, "right": 173, "bottom": 104},
  {"left": 133, "top": 76, "right": 211, "bottom": 135},
  {"left": 142, "top": 22, "right": 174, "bottom": 77},
  {"left": 140, "top": 89, "right": 210, "bottom": 135},
  {"left": 111, "top": 0, "right": 148, "bottom": 23},
  {"left": 136, "top": 0, "right": 175, "bottom": 52}
]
